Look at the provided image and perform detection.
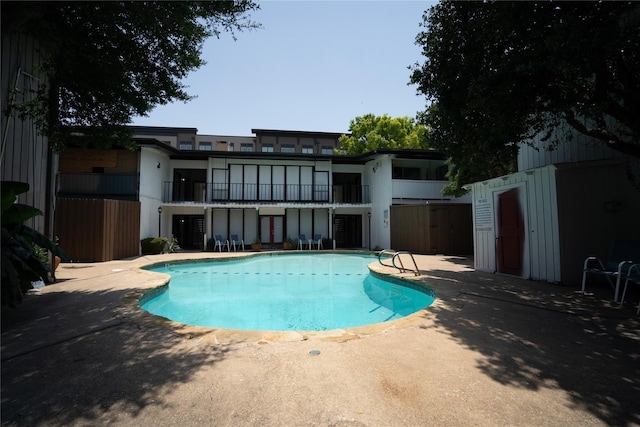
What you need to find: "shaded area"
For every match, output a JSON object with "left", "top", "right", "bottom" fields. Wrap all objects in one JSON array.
[
  {"left": 1, "top": 287, "right": 229, "bottom": 426},
  {"left": 2, "top": 254, "right": 640, "bottom": 425},
  {"left": 422, "top": 260, "right": 640, "bottom": 426}
]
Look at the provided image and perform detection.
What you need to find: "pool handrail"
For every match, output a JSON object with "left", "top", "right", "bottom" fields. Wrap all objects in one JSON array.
[{"left": 378, "top": 249, "right": 421, "bottom": 276}]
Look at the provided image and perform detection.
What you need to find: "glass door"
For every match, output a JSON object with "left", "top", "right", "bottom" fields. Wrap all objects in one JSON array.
[{"left": 260, "top": 216, "right": 284, "bottom": 247}]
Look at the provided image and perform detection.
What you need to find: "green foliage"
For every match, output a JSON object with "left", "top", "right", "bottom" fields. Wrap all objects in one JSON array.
[
  {"left": 282, "top": 236, "right": 296, "bottom": 249},
  {"left": 141, "top": 237, "right": 168, "bottom": 255},
  {"left": 2, "top": 1, "right": 260, "bottom": 151},
  {"left": 410, "top": 1, "right": 640, "bottom": 195},
  {"left": 2, "top": 181, "right": 69, "bottom": 307},
  {"left": 168, "top": 235, "right": 181, "bottom": 253},
  {"left": 205, "top": 237, "right": 216, "bottom": 252},
  {"left": 33, "top": 243, "right": 49, "bottom": 266},
  {"left": 338, "top": 114, "right": 431, "bottom": 155}
]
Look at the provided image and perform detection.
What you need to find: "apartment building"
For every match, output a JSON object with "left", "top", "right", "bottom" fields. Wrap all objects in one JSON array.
[{"left": 54, "top": 126, "right": 471, "bottom": 261}]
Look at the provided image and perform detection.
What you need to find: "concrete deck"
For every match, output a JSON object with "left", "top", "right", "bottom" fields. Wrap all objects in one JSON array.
[{"left": 2, "top": 251, "right": 639, "bottom": 426}]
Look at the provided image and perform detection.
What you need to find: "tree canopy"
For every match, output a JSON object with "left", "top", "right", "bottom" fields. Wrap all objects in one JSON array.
[
  {"left": 338, "top": 114, "right": 430, "bottom": 155},
  {"left": 410, "top": 1, "right": 640, "bottom": 195},
  {"left": 2, "top": 1, "right": 259, "bottom": 151}
]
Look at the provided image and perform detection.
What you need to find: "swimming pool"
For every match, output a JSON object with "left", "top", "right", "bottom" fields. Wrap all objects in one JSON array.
[{"left": 140, "top": 253, "right": 435, "bottom": 331}]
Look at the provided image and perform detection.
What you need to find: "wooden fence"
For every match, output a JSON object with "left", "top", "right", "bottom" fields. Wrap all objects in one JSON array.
[
  {"left": 390, "top": 204, "right": 473, "bottom": 255},
  {"left": 54, "top": 198, "right": 141, "bottom": 262}
]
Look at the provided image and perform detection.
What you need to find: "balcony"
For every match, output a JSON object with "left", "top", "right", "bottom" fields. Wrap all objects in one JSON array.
[
  {"left": 163, "top": 182, "right": 371, "bottom": 205},
  {"left": 57, "top": 173, "right": 139, "bottom": 200},
  {"left": 391, "top": 179, "right": 450, "bottom": 202}
]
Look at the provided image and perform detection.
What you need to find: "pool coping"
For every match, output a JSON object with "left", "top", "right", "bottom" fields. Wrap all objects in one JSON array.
[{"left": 116, "top": 251, "right": 439, "bottom": 346}]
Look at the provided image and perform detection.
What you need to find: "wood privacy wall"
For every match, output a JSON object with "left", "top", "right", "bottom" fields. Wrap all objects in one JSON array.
[
  {"left": 54, "top": 198, "right": 141, "bottom": 262},
  {"left": 390, "top": 204, "right": 473, "bottom": 255},
  {"left": 2, "top": 31, "right": 54, "bottom": 236}
]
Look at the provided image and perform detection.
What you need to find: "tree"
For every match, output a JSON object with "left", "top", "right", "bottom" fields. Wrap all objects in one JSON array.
[
  {"left": 410, "top": 1, "right": 640, "bottom": 195},
  {"left": 338, "top": 114, "right": 430, "bottom": 155},
  {"left": 2, "top": 1, "right": 259, "bottom": 151}
]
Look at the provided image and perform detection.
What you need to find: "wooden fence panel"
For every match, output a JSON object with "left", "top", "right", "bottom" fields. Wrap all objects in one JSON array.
[
  {"left": 2, "top": 31, "right": 54, "bottom": 236},
  {"left": 391, "top": 204, "right": 472, "bottom": 255},
  {"left": 54, "top": 198, "right": 140, "bottom": 262}
]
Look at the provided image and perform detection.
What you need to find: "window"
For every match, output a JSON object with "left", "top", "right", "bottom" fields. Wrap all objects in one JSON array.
[
  {"left": 302, "top": 145, "right": 314, "bottom": 154},
  {"left": 240, "top": 143, "right": 253, "bottom": 152},
  {"left": 229, "top": 142, "right": 235, "bottom": 151},
  {"left": 321, "top": 146, "right": 333, "bottom": 155},
  {"left": 199, "top": 141, "right": 212, "bottom": 151},
  {"left": 281, "top": 145, "right": 295, "bottom": 153},
  {"left": 392, "top": 167, "right": 421, "bottom": 180},
  {"left": 262, "top": 144, "right": 274, "bottom": 152},
  {"left": 179, "top": 141, "right": 193, "bottom": 150},
  {"left": 435, "top": 164, "right": 448, "bottom": 180}
]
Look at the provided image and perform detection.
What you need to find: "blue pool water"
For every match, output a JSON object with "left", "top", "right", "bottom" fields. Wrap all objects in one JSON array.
[{"left": 140, "top": 253, "right": 435, "bottom": 331}]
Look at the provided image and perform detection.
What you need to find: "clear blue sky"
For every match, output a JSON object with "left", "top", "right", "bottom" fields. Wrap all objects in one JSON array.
[{"left": 131, "top": 1, "right": 433, "bottom": 136}]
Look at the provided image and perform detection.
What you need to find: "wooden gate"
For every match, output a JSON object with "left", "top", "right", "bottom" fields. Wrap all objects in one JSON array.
[{"left": 390, "top": 204, "right": 472, "bottom": 255}]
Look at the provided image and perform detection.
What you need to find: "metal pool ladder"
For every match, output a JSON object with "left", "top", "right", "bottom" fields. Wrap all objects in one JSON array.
[{"left": 378, "top": 249, "right": 421, "bottom": 276}]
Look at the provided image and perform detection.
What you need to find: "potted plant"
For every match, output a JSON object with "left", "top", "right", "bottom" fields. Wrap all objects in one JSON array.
[
  {"left": 282, "top": 236, "right": 295, "bottom": 250},
  {"left": 251, "top": 238, "right": 262, "bottom": 251}
]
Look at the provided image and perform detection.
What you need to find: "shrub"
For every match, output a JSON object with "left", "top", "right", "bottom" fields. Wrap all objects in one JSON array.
[
  {"left": 205, "top": 237, "right": 216, "bottom": 251},
  {"left": 2, "top": 181, "right": 69, "bottom": 307},
  {"left": 141, "top": 237, "right": 168, "bottom": 255}
]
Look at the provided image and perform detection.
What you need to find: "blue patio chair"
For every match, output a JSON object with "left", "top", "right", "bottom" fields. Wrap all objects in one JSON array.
[
  {"left": 214, "top": 234, "right": 229, "bottom": 252},
  {"left": 230, "top": 234, "right": 245, "bottom": 252},
  {"left": 620, "top": 264, "right": 640, "bottom": 315},
  {"left": 313, "top": 234, "right": 323, "bottom": 250},
  {"left": 582, "top": 240, "right": 640, "bottom": 302},
  {"left": 298, "top": 234, "right": 310, "bottom": 250}
]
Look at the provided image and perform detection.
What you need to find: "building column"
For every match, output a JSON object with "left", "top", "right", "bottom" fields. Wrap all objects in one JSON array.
[{"left": 204, "top": 206, "right": 210, "bottom": 248}]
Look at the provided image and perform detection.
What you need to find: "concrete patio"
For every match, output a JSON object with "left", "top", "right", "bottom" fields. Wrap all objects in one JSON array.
[{"left": 2, "top": 252, "right": 639, "bottom": 426}]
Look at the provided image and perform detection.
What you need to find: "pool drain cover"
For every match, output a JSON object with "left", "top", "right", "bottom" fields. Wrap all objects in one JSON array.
[{"left": 308, "top": 350, "right": 321, "bottom": 356}]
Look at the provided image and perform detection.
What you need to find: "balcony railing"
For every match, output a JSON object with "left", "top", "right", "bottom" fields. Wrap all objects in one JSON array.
[
  {"left": 163, "top": 182, "right": 370, "bottom": 204},
  {"left": 57, "top": 173, "right": 139, "bottom": 200}
]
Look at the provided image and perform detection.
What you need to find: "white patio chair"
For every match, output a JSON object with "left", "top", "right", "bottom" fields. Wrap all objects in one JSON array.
[
  {"left": 581, "top": 240, "right": 640, "bottom": 302},
  {"left": 620, "top": 264, "right": 640, "bottom": 315}
]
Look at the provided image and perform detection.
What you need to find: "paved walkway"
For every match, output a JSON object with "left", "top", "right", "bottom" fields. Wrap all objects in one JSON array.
[{"left": 2, "top": 251, "right": 639, "bottom": 426}]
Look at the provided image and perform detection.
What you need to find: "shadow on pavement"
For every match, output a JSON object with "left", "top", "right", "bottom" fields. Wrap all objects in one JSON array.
[
  {"left": 422, "top": 267, "right": 640, "bottom": 426},
  {"left": 1, "top": 288, "right": 230, "bottom": 426}
]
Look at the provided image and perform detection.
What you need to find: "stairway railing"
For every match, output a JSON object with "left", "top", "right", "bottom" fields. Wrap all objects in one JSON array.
[{"left": 377, "top": 249, "right": 421, "bottom": 276}]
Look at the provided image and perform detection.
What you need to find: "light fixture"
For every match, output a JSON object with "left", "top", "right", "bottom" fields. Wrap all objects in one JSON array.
[
  {"left": 156, "top": 162, "right": 161, "bottom": 169},
  {"left": 367, "top": 211, "right": 371, "bottom": 251},
  {"left": 157, "top": 206, "right": 162, "bottom": 237}
]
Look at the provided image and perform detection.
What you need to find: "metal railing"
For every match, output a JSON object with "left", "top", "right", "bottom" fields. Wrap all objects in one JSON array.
[
  {"left": 378, "top": 249, "right": 421, "bottom": 276},
  {"left": 57, "top": 173, "right": 139, "bottom": 200},
  {"left": 163, "top": 182, "right": 370, "bottom": 204}
]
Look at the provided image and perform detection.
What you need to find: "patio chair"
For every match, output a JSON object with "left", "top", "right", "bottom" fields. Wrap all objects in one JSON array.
[
  {"left": 230, "top": 234, "right": 245, "bottom": 252},
  {"left": 581, "top": 240, "right": 640, "bottom": 302},
  {"left": 298, "top": 234, "right": 311, "bottom": 250},
  {"left": 213, "top": 234, "right": 229, "bottom": 252},
  {"left": 620, "top": 264, "right": 640, "bottom": 315},
  {"left": 313, "top": 234, "right": 323, "bottom": 250}
]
